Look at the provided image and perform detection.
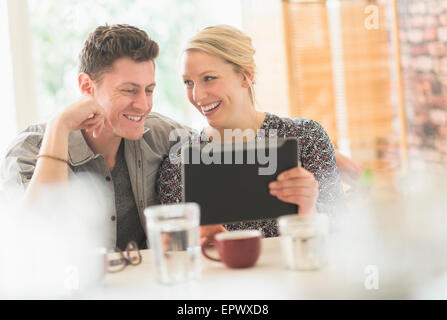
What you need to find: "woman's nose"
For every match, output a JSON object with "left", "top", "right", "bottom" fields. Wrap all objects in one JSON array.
[{"left": 192, "top": 84, "right": 206, "bottom": 103}]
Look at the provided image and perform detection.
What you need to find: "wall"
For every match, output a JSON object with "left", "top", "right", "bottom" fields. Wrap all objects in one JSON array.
[{"left": 398, "top": 0, "right": 447, "bottom": 168}]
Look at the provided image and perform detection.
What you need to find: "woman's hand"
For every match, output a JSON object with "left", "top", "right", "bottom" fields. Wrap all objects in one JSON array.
[
  {"left": 268, "top": 166, "right": 319, "bottom": 214},
  {"left": 200, "top": 224, "right": 227, "bottom": 245}
]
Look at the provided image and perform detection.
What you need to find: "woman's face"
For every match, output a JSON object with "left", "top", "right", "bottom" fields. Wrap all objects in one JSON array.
[{"left": 182, "top": 50, "right": 251, "bottom": 129}]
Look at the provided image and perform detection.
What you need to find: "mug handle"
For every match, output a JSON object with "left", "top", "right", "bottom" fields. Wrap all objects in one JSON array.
[{"left": 201, "top": 238, "right": 222, "bottom": 262}]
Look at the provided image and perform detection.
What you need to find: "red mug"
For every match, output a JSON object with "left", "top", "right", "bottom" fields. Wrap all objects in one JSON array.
[{"left": 201, "top": 230, "right": 262, "bottom": 268}]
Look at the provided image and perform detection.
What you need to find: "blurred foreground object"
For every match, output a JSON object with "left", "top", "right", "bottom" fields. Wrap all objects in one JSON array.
[
  {"left": 0, "top": 174, "right": 109, "bottom": 298},
  {"left": 332, "top": 164, "right": 447, "bottom": 298}
]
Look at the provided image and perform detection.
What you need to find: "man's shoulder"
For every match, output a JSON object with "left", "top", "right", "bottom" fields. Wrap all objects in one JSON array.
[
  {"left": 6, "top": 123, "right": 47, "bottom": 153},
  {"left": 1, "top": 123, "right": 47, "bottom": 188},
  {"left": 143, "top": 112, "right": 195, "bottom": 141},
  {"left": 145, "top": 112, "right": 190, "bottom": 130}
]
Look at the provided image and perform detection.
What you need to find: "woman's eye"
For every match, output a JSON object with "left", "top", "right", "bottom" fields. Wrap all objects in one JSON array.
[
  {"left": 184, "top": 80, "right": 193, "bottom": 86},
  {"left": 204, "top": 76, "right": 215, "bottom": 81}
]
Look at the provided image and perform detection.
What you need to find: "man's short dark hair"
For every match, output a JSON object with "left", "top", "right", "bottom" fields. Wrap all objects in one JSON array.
[{"left": 79, "top": 24, "right": 159, "bottom": 82}]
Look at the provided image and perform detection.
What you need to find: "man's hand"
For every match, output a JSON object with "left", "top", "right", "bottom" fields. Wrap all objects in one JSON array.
[
  {"left": 54, "top": 96, "right": 111, "bottom": 138},
  {"left": 268, "top": 166, "right": 319, "bottom": 214},
  {"left": 25, "top": 96, "right": 111, "bottom": 199}
]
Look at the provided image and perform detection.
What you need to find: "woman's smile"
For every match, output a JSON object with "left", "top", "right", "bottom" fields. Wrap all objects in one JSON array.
[{"left": 199, "top": 101, "right": 222, "bottom": 116}]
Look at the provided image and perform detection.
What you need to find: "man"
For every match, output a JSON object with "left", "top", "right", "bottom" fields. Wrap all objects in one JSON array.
[{"left": 1, "top": 24, "right": 203, "bottom": 250}]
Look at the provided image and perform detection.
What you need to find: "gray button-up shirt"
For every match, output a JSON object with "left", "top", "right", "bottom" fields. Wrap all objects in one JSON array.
[{"left": 1, "top": 112, "right": 191, "bottom": 248}]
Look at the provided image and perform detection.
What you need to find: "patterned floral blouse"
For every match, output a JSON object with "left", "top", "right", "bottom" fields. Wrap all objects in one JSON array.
[{"left": 156, "top": 112, "right": 344, "bottom": 237}]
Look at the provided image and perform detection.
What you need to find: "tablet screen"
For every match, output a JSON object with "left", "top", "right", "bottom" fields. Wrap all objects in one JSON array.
[{"left": 182, "top": 138, "right": 299, "bottom": 225}]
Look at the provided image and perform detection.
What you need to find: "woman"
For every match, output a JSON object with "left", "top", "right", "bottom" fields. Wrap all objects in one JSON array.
[{"left": 157, "top": 25, "right": 344, "bottom": 238}]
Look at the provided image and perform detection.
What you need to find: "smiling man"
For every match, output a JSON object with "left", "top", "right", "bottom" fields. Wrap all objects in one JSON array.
[{"left": 1, "top": 24, "right": 191, "bottom": 250}]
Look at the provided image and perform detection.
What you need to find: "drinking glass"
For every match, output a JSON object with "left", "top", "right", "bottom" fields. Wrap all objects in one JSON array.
[
  {"left": 145, "top": 203, "right": 201, "bottom": 284},
  {"left": 278, "top": 213, "right": 329, "bottom": 271}
]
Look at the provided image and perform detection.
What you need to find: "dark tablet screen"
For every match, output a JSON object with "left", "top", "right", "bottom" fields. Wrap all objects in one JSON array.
[{"left": 182, "top": 138, "right": 299, "bottom": 225}]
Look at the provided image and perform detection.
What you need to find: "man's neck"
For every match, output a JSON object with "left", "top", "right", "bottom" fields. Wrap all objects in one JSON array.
[{"left": 82, "top": 129, "right": 122, "bottom": 171}]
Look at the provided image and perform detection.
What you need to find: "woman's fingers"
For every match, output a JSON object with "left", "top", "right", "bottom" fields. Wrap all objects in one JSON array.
[
  {"left": 277, "top": 166, "right": 313, "bottom": 181},
  {"left": 276, "top": 195, "right": 315, "bottom": 209},
  {"left": 270, "top": 166, "right": 319, "bottom": 213},
  {"left": 269, "top": 176, "right": 316, "bottom": 190},
  {"left": 270, "top": 186, "right": 318, "bottom": 197},
  {"left": 200, "top": 224, "right": 227, "bottom": 239}
]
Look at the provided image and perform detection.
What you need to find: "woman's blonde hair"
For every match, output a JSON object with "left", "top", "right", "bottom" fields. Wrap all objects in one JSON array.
[{"left": 186, "top": 25, "right": 257, "bottom": 105}]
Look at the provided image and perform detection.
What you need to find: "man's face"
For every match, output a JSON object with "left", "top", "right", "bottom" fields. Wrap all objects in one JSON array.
[{"left": 93, "top": 57, "right": 156, "bottom": 140}]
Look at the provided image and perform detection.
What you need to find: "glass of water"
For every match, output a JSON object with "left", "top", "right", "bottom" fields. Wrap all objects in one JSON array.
[
  {"left": 144, "top": 203, "right": 202, "bottom": 285},
  {"left": 278, "top": 213, "right": 329, "bottom": 271}
]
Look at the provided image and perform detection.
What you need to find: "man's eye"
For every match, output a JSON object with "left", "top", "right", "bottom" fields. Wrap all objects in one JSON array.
[
  {"left": 146, "top": 89, "right": 153, "bottom": 94},
  {"left": 122, "top": 89, "right": 137, "bottom": 94}
]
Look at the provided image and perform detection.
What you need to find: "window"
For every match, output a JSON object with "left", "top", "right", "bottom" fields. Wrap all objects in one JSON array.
[
  {"left": 0, "top": 0, "right": 18, "bottom": 158},
  {"left": 27, "top": 0, "right": 242, "bottom": 130},
  {"left": 283, "top": 0, "right": 404, "bottom": 172}
]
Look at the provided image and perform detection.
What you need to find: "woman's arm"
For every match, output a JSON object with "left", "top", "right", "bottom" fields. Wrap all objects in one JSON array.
[
  {"left": 297, "top": 120, "right": 345, "bottom": 214},
  {"left": 156, "top": 155, "right": 183, "bottom": 204}
]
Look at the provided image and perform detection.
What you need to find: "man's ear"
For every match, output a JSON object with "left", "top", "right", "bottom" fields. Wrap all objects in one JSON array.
[{"left": 78, "top": 73, "right": 95, "bottom": 96}]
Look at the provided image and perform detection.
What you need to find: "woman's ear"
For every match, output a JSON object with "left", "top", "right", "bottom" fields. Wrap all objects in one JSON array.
[
  {"left": 78, "top": 73, "right": 95, "bottom": 96},
  {"left": 241, "top": 71, "right": 255, "bottom": 88}
]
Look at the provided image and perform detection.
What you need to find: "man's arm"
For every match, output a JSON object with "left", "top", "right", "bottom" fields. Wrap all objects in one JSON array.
[
  {"left": 19, "top": 97, "right": 106, "bottom": 199},
  {"left": 30, "top": 117, "right": 70, "bottom": 185}
]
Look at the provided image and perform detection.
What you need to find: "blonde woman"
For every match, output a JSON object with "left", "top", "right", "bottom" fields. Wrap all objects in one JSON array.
[{"left": 157, "top": 25, "right": 344, "bottom": 238}]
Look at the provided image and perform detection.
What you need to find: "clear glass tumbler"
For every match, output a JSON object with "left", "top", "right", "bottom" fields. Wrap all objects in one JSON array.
[
  {"left": 278, "top": 213, "right": 329, "bottom": 271},
  {"left": 145, "top": 203, "right": 202, "bottom": 285}
]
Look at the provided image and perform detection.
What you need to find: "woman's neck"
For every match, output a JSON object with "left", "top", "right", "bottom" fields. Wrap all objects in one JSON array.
[{"left": 206, "top": 110, "right": 266, "bottom": 143}]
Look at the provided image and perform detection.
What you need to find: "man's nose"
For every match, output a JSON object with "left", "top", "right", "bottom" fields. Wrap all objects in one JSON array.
[{"left": 134, "top": 91, "right": 151, "bottom": 111}]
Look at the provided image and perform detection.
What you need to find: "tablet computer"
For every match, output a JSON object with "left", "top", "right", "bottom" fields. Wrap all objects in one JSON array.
[{"left": 181, "top": 137, "right": 299, "bottom": 225}]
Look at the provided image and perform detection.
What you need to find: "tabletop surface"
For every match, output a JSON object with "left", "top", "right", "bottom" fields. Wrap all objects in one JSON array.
[{"left": 87, "top": 233, "right": 447, "bottom": 299}]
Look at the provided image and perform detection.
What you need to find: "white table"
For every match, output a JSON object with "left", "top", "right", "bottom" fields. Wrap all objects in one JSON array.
[{"left": 88, "top": 234, "right": 447, "bottom": 299}]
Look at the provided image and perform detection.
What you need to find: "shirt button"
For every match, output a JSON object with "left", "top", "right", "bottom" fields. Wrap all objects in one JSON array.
[
  {"left": 105, "top": 176, "right": 111, "bottom": 182},
  {"left": 111, "top": 216, "right": 116, "bottom": 221}
]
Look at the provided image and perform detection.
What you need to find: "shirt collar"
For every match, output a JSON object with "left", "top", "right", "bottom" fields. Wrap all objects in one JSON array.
[
  {"left": 67, "top": 130, "right": 96, "bottom": 166},
  {"left": 67, "top": 124, "right": 151, "bottom": 166}
]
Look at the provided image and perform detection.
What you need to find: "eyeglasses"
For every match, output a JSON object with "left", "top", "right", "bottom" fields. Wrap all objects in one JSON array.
[{"left": 106, "top": 241, "right": 142, "bottom": 273}]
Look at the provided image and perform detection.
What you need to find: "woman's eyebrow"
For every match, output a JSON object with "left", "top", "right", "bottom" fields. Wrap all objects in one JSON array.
[
  {"left": 199, "top": 70, "right": 215, "bottom": 76},
  {"left": 183, "top": 71, "right": 216, "bottom": 78}
]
